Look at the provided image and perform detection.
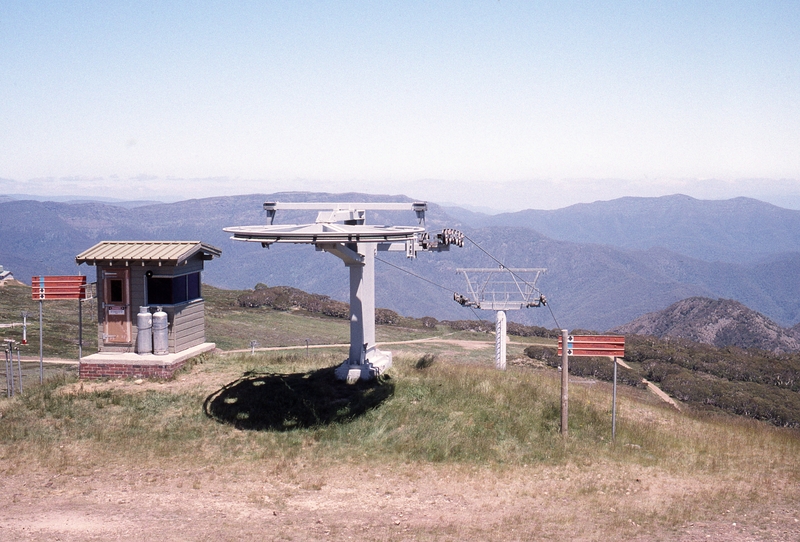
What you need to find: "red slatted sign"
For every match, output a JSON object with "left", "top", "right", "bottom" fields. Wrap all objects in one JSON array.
[
  {"left": 557, "top": 334, "right": 625, "bottom": 357},
  {"left": 31, "top": 276, "right": 87, "bottom": 300}
]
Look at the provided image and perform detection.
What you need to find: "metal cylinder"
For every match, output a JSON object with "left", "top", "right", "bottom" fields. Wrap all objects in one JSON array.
[
  {"left": 152, "top": 307, "right": 169, "bottom": 355},
  {"left": 136, "top": 306, "right": 153, "bottom": 354}
]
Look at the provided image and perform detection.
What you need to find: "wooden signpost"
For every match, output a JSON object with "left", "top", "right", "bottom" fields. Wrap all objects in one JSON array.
[
  {"left": 557, "top": 333, "right": 626, "bottom": 439},
  {"left": 30, "top": 276, "right": 88, "bottom": 383}
]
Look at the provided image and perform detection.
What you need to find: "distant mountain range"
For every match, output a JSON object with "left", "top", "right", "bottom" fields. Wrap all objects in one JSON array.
[
  {"left": 460, "top": 194, "right": 800, "bottom": 264},
  {"left": 611, "top": 296, "right": 800, "bottom": 353},
  {"left": 2, "top": 192, "right": 800, "bottom": 332}
]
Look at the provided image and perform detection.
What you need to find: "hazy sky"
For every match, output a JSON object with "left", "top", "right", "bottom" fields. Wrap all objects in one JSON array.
[{"left": 1, "top": 1, "right": 799, "bottom": 211}]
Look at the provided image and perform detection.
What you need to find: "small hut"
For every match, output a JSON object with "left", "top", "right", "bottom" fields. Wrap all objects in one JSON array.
[{"left": 75, "top": 241, "right": 221, "bottom": 378}]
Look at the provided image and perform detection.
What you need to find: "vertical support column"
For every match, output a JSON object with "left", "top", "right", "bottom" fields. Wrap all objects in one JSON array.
[
  {"left": 561, "top": 328, "right": 569, "bottom": 436},
  {"left": 348, "top": 242, "right": 376, "bottom": 364},
  {"left": 337, "top": 243, "right": 391, "bottom": 382},
  {"left": 495, "top": 310, "right": 507, "bottom": 370}
]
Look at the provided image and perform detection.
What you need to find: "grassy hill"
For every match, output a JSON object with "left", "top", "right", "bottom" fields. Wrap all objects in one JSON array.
[{"left": 1, "top": 281, "right": 799, "bottom": 539}]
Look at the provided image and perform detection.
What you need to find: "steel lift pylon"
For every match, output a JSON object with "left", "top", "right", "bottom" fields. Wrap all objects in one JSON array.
[
  {"left": 454, "top": 267, "right": 547, "bottom": 370},
  {"left": 224, "top": 201, "right": 462, "bottom": 382}
]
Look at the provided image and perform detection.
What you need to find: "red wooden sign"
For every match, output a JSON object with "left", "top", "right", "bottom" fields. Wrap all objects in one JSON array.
[
  {"left": 557, "top": 334, "right": 625, "bottom": 357},
  {"left": 31, "top": 276, "right": 87, "bottom": 300}
]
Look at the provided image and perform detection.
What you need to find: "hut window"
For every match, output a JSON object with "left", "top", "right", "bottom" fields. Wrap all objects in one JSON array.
[
  {"left": 147, "top": 272, "right": 201, "bottom": 305},
  {"left": 109, "top": 279, "right": 124, "bottom": 303}
]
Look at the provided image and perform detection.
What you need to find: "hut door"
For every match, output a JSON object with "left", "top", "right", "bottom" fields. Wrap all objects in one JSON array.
[{"left": 102, "top": 268, "right": 131, "bottom": 344}]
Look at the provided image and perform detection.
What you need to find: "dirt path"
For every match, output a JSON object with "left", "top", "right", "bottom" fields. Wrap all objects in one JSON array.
[
  {"left": 1, "top": 460, "right": 797, "bottom": 541},
  {"left": 223, "top": 334, "right": 552, "bottom": 355}
]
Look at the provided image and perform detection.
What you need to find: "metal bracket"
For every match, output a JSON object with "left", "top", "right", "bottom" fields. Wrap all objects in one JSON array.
[{"left": 317, "top": 243, "right": 364, "bottom": 266}]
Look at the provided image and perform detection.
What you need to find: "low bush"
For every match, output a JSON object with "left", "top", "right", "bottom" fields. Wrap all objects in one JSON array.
[{"left": 525, "top": 346, "right": 644, "bottom": 388}]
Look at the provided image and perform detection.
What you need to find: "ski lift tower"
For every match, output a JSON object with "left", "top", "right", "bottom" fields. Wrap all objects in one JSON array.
[
  {"left": 224, "top": 202, "right": 463, "bottom": 382},
  {"left": 454, "top": 267, "right": 547, "bottom": 370}
]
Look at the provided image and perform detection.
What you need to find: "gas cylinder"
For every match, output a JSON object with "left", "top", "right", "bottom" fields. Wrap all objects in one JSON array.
[
  {"left": 152, "top": 307, "right": 169, "bottom": 355},
  {"left": 136, "top": 306, "right": 152, "bottom": 354}
]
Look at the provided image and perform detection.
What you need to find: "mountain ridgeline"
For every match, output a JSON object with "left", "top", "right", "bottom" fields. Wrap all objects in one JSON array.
[
  {"left": 611, "top": 297, "right": 800, "bottom": 353},
  {"left": 2, "top": 192, "right": 800, "bottom": 333}
]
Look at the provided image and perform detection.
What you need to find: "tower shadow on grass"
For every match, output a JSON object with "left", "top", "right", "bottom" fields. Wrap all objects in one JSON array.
[{"left": 203, "top": 366, "right": 395, "bottom": 431}]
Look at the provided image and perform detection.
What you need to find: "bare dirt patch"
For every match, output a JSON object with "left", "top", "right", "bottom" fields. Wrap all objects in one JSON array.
[{"left": 2, "top": 460, "right": 798, "bottom": 541}]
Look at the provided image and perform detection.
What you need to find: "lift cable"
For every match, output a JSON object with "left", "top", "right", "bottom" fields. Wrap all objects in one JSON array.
[
  {"left": 374, "top": 255, "right": 454, "bottom": 293},
  {"left": 374, "top": 255, "right": 491, "bottom": 325},
  {"left": 460, "top": 232, "right": 543, "bottom": 295}
]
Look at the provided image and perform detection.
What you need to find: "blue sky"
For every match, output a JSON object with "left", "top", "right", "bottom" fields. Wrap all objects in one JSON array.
[{"left": 1, "top": 1, "right": 798, "bottom": 211}]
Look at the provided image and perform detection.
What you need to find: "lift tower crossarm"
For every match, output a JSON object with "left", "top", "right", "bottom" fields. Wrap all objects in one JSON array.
[{"left": 263, "top": 201, "right": 427, "bottom": 225}]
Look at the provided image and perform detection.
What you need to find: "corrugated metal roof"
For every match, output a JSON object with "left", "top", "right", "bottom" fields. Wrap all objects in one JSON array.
[{"left": 75, "top": 241, "right": 222, "bottom": 265}]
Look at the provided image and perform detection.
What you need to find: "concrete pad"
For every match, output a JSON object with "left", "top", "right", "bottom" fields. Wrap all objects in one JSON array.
[{"left": 79, "top": 343, "right": 216, "bottom": 379}]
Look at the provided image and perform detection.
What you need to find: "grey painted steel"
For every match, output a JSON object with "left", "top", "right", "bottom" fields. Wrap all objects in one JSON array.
[
  {"left": 263, "top": 202, "right": 427, "bottom": 211},
  {"left": 348, "top": 244, "right": 376, "bottom": 364},
  {"left": 455, "top": 268, "right": 546, "bottom": 311},
  {"left": 4, "top": 344, "right": 11, "bottom": 397},
  {"left": 16, "top": 347, "right": 22, "bottom": 394},
  {"left": 225, "top": 202, "right": 433, "bottom": 381},
  {"left": 3, "top": 341, "right": 22, "bottom": 396},
  {"left": 152, "top": 308, "right": 169, "bottom": 355},
  {"left": 455, "top": 268, "right": 547, "bottom": 369},
  {"left": 224, "top": 223, "right": 424, "bottom": 244},
  {"left": 495, "top": 311, "right": 507, "bottom": 370},
  {"left": 136, "top": 306, "right": 153, "bottom": 354}
]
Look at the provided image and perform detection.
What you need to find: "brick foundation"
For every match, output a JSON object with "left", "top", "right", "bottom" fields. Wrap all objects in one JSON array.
[{"left": 79, "top": 360, "right": 187, "bottom": 380}]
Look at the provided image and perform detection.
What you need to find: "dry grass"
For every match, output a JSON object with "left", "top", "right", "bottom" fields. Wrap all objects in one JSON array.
[
  {"left": 1, "top": 350, "right": 798, "bottom": 540},
  {"left": 2, "top": 282, "right": 799, "bottom": 539}
]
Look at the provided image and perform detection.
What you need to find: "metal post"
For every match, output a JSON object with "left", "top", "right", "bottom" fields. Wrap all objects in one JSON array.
[
  {"left": 16, "top": 346, "right": 23, "bottom": 394},
  {"left": 4, "top": 345, "right": 11, "bottom": 397},
  {"left": 5, "top": 341, "right": 15, "bottom": 396},
  {"left": 39, "top": 300, "right": 44, "bottom": 384},
  {"left": 495, "top": 311, "right": 507, "bottom": 370},
  {"left": 78, "top": 298, "right": 83, "bottom": 361},
  {"left": 21, "top": 311, "right": 28, "bottom": 345},
  {"left": 561, "top": 329, "right": 569, "bottom": 436},
  {"left": 612, "top": 357, "right": 618, "bottom": 441}
]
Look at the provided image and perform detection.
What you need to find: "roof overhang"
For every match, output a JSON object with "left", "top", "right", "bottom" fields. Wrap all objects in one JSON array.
[{"left": 75, "top": 241, "right": 222, "bottom": 267}]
